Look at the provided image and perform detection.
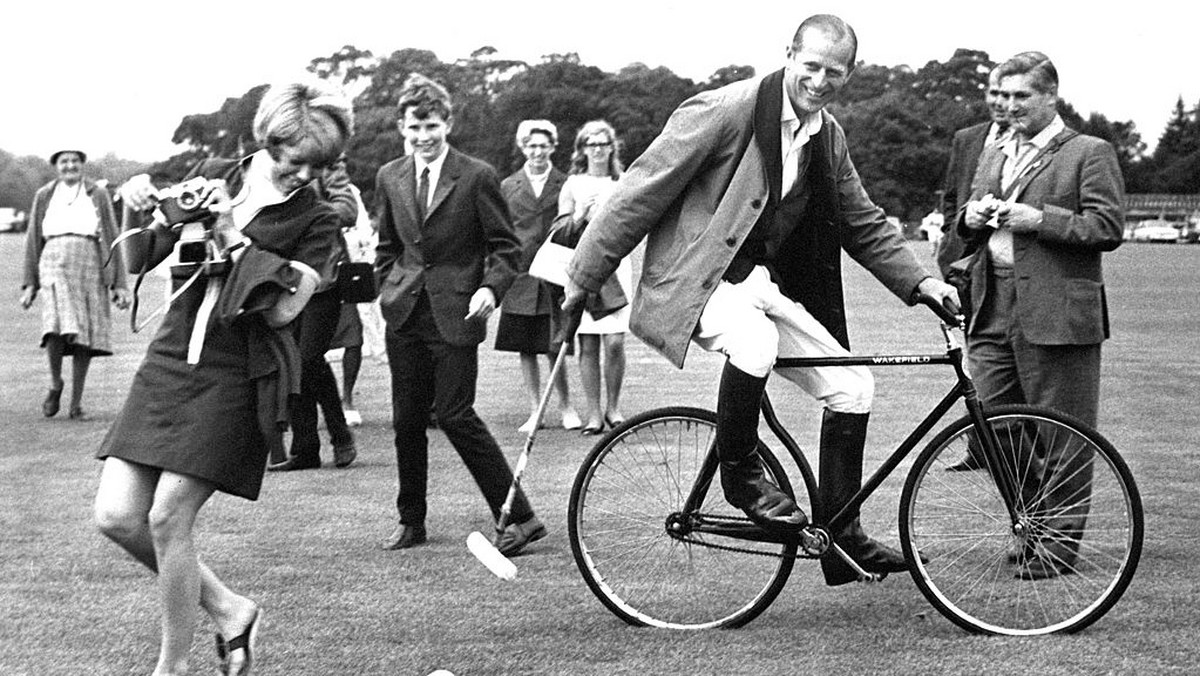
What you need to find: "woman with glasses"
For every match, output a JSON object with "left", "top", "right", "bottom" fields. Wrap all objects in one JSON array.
[
  {"left": 94, "top": 79, "right": 353, "bottom": 676},
  {"left": 556, "top": 120, "right": 630, "bottom": 435}
]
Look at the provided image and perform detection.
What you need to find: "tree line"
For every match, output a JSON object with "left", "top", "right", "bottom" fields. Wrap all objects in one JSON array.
[{"left": 3, "top": 45, "right": 1198, "bottom": 224}]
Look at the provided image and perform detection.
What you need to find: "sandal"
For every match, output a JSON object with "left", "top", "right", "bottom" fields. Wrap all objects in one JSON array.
[
  {"left": 42, "top": 388, "right": 63, "bottom": 418},
  {"left": 217, "top": 607, "right": 262, "bottom": 676}
]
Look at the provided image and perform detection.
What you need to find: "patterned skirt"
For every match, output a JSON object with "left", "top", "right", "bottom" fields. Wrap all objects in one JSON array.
[{"left": 38, "top": 235, "right": 112, "bottom": 356}]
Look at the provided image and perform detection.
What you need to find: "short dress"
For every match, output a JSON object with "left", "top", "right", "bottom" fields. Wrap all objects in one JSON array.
[
  {"left": 564, "top": 174, "right": 631, "bottom": 336},
  {"left": 97, "top": 158, "right": 340, "bottom": 500}
]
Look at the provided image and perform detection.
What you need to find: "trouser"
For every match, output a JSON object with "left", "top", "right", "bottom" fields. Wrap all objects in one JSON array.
[
  {"left": 692, "top": 266, "right": 872, "bottom": 413},
  {"left": 967, "top": 269, "right": 1100, "bottom": 559},
  {"left": 386, "top": 293, "right": 534, "bottom": 527},
  {"left": 291, "top": 288, "right": 352, "bottom": 461}
]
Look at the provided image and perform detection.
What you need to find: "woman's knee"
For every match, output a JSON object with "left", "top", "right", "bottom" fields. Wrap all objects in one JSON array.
[{"left": 94, "top": 496, "right": 145, "bottom": 543}]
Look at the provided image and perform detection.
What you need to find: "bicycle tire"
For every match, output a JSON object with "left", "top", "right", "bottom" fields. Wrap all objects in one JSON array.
[
  {"left": 900, "top": 404, "right": 1143, "bottom": 635},
  {"left": 568, "top": 407, "right": 800, "bottom": 629}
]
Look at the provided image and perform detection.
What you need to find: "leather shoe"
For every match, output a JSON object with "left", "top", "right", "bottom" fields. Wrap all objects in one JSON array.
[
  {"left": 945, "top": 454, "right": 985, "bottom": 472},
  {"left": 495, "top": 516, "right": 547, "bottom": 556},
  {"left": 267, "top": 455, "right": 321, "bottom": 472},
  {"left": 380, "top": 524, "right": 427, "bottom": 550},
  {"left": 333, "top": 442, "right": 357, "bottom": 468}
]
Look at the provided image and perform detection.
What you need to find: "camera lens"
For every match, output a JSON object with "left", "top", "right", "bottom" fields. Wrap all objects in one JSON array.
[{"left": 177, "top": 190, "right": 201, "bottom": 210}]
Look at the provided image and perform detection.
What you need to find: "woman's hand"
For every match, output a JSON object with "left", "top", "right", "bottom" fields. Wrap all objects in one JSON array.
[
  {"left": 119, "top": 174, "right": 160, "bottom": 212},
  {"left": 465, "top": 287, "right": 496, "bottom": 321},
  {"left": 19, "top": 287, "right": 36, "bottom": 309}
]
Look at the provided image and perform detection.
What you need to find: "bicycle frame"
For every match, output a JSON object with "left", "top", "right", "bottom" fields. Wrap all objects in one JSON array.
[{"left": 682, "top": 321, "right": 1025, "bottom": 552}]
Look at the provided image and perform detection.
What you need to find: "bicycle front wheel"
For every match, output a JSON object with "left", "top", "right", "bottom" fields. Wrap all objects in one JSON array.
[
  {"left": 568, "top": 407, "right": 799, "bottom": 629},
  {"left": 900, "top": 405, "right": 1142, "bottom": 635}
]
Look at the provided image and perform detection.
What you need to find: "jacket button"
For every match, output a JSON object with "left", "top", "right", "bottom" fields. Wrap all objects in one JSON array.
[
  {"left": 751, "top": 199, "right": 762, "bottom": 209},
  {"left": 701, "top": 279, "right": 713, "bottom": 290},
  {"left": 725, "top": 237, "right": 737, "bottom": 247}
]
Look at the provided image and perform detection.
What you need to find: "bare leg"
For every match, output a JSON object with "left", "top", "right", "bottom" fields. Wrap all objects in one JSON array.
[
  {"left": 547, "top": 352, "right": 579, "bottom": 428},
  {"left": 69, "top": 353, "right": 91, "bottom": 413},
  {"left": 45, "top": 334, "right": 65, "bottom": 392},
  {"left": 602, "top": 333, "right": 627, "bottom": 424},
  {"left": 95, "top": 458, "right": 257, "bottom": 675},
  {"left": 342, "top": 345, "right": 362, "bottom": 410},
  {"left": 578, "top": 334, "right": 603, "bottom": 430},
  {"left": 518, "top": 353, "right": 541, "bottom": 432}
]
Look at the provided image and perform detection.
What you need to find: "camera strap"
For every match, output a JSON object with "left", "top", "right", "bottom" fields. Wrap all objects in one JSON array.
[{"left": 187, "top": 277, "right": 223, "bottom": 364}]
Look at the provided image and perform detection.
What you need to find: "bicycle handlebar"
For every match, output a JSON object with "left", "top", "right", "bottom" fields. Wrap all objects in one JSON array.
[{"left": 918, "top": 293, "right": 965, "bottom": 330}]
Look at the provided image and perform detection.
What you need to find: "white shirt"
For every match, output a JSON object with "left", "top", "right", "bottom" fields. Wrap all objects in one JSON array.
[
  {"left": 781, "top": 79, "right": 824, "bottom": 195},
  {"left": 525, "top": 165, "right": 550, "bottom": 199},
  {"left": 990, "top": 114, "right": 1067, "bottom": 266},
  {"left": 414, "top": 146, "right": 450, "bottom": 211},
  {"left": 42, "top": 181, "right": 99, "bottom": 237},
  {"left": 229, "top": 150, "right": 292, "bottom": 230}
]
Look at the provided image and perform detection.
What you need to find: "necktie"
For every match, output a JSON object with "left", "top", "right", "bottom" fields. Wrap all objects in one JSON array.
[{"left": 416, "top": 166, "right": 430, "bottom": 222}]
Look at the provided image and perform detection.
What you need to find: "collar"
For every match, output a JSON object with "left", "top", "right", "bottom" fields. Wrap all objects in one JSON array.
[
  {"left": 1010, "top": 115, "right": 1066, "bottom": 153},
  {"left": 985, "top": 122, "right": 1011, "bottom": 147},
  {"left": 524, "top": 164, "right": 551, "bottom": 182},
  {"left": 414, "top": 146, "right": 450, "bottom": 177},
  {"left": 781, "top": 77, "right": 823, "bottom": 138}
]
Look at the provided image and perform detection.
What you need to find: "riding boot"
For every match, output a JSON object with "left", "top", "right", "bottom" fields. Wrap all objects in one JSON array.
[
  {"left": 717, "top": 361, "right": 808, "bottom": 531},
  {"left": 817, "top": 409, "right": 910, "bottom": 586}
]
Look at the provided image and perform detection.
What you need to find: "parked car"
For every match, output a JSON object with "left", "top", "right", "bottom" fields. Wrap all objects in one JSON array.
[
  {"left": 1130, "top": 221, "right": 1181, "bottom": 243},
  {"left": 0, "top": 207, "right": 28, "bottom": 233}
]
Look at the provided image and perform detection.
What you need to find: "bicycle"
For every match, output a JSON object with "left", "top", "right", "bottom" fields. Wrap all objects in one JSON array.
[{"left": 567, "top": 298, "right": 1142, "bottom": 635}]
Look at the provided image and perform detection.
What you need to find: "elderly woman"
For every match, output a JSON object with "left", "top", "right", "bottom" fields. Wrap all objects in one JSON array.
[
  {"left": 556, "top": 120, "right": 630, "bottom": 434},
  {"left": 93, "top": 79, "right": 352, "bottom": 676},
  {"left": 497, "top": 119, "right": 581, "bottom": 433},
  {"left": 20, "top": 149, "right": 130, "bottom": 419}
]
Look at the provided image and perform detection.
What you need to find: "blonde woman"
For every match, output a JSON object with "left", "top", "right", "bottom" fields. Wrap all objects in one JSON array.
[
  {"left": 557, "top": 120, "right": 630, "bottom": 434},
  {"left": 94, "top": 79, "right": 353, "bottom": 676}
]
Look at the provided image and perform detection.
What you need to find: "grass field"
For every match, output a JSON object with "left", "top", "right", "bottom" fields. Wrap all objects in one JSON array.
[{"left": 1, "top": 233, "right": 1198, "bottom": 675}]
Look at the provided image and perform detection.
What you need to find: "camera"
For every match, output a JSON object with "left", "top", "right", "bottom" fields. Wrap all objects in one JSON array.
[
  {"left": 157, "top": 177, "right": 217, "bottom": 228},
  {"left": 155, "top": 178, "right": 229, "bottom": 277}
]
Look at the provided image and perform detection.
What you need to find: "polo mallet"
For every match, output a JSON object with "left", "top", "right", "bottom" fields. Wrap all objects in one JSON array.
[{"left": 468, "top": 305, "right": 584, "bottom": 580}]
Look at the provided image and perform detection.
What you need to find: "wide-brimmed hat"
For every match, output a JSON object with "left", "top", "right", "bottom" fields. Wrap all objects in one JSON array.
[{"left": 49, "top": 148, "right": 87, "bottom": 165}]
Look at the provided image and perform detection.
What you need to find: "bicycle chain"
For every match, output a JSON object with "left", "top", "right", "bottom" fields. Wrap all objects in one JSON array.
[{"left": 667, "top": 515, "right": 821, "bottom": 561}]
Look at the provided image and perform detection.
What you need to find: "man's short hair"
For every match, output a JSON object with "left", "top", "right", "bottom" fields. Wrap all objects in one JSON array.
[
  {"left": 397, "top": 73, "right": 453, "bottom": 120},
  {"left": 516, "top": 119, "right": 557, "bottom": 147},
  {"left": 791, "top": 14, "right": 858, "bottom": 70},
  {"left": 996, "top": 51, "right": 1059, "bottom": 95}
]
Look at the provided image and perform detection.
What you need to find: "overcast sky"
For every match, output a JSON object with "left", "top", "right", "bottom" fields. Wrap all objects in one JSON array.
[{"left": 3, "top": 0, "right": 1196, "bottom": 162}]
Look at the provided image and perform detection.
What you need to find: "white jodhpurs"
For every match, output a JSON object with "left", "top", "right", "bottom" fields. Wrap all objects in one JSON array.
[{"left": 692, "top": 266, "right": 873, "bottom": 414}]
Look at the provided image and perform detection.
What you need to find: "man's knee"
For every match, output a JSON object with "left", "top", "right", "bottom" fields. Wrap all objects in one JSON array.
[
  {"left": 822, "top": 367, "right": 874, "bottom": 414},
  {"left": 720, "top": 319, "right": 779, "bottom": 378}
]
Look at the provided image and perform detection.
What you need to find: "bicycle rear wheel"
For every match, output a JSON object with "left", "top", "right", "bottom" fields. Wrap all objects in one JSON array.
[
  {"left": 900, "top": 404, "right": 1142, "bottom": 635},
  {"left": 568, "top": 407, "right": 799, "bottom": 629}
]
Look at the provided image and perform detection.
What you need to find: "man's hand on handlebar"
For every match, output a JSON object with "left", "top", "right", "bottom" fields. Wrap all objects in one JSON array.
[{"left": 915, "top": 277, "right": 963, "bottom": 325}]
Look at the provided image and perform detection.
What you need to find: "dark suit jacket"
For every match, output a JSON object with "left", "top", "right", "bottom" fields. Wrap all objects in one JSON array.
[
  {"left": 500, "top": 166, "right": 566, "bottom": 315},
  {"left": 374, "top": 147, "right": 521, "bottom": 346},
  {"left": 936, "top": 121, "right": 992, "bottom": 277},
  {"left": 959, "top": 127, "right": 1125, "bottom": 345}
]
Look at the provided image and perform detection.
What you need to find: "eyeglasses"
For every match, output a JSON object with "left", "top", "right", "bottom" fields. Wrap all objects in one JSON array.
[
  {"left": 584, "top": 142, "right": 612, "bottom": 149},
  {"left": 524, "top": 143, "right": 554, "bottom": 150}
]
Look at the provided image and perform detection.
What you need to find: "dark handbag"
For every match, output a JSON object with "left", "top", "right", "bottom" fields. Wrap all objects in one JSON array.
[{"left": 336, "top": 261, "right": 377, "bottom": 303}]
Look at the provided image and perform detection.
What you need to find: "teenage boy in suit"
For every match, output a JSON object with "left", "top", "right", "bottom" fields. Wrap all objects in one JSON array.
[{"left": 374, "top": 74, "right": 544, "bottom": 555}]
